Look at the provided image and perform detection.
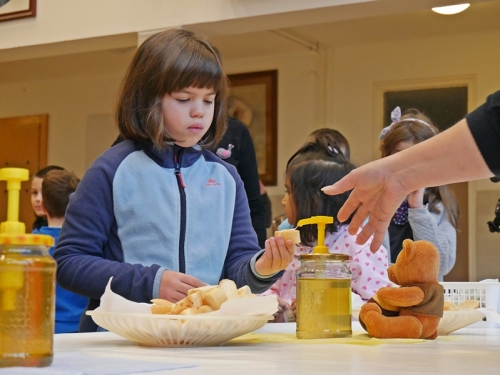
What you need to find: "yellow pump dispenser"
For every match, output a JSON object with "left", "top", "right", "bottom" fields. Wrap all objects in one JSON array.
[
  {"left": 296, "top": 215, "right": 333, "bottom": 254},
  {"left": 0, "top": 167, "right": 56, "bottom": 368},
  {"left": 295, "top": 215, "right": 352, "bottom": 339},
  {"left": 0, "top": 168, "right": 29, "bottom": 234},
  {"left": 0, "top": 168, "right": 29, "bottom": 310}
]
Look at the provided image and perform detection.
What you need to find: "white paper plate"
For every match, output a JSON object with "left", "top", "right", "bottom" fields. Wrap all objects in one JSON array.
[
  {"left": 437, "top": 310, "right": 485, "bottom": 335},
  {"left": 87, "top": 311, "right": 273, "bottom": 347}
]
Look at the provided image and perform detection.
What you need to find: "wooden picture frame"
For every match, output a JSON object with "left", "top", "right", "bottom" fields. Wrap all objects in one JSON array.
[
  {"left": 227, "top": 70, "right": 278, "bottom": 186},
  {"left": 0, "top": 0, "right": 36, "bottom": 22}
]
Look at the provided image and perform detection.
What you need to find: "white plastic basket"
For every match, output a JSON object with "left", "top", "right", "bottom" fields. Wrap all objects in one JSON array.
[{"left": 440, "top": 282, "right": 500, "bottom": 313}]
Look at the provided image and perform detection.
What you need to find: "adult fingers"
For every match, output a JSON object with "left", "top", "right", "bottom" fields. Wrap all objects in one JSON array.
[
  {"left": 321, "top": 172, "right": 356, "bottom": 196},
  {"left": 337, "top": 193, "right": 362, "bottom": 223},
  {"left": 345, "top": 201, "right": 370, "bottom": 235}
]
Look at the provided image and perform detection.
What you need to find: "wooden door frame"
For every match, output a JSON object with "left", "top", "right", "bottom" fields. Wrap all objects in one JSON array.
[
  {"left": 372, "top": 75, "right": 477, "bottom": 280},
  {"left": 0, "top": 114, "right": 49, "bottom": 228},
  {"left": 0, "top": 114, "right": 48, "bottom": 167}
]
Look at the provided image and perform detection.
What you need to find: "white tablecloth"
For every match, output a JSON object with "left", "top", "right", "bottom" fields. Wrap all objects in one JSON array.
[{"left": 3, "top": 322, "right": 500, "bottom": 375}]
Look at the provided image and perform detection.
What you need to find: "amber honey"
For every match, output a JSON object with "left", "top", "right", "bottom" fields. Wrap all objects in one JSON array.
[
  {"left": 296, "top": 278, "right": 352, "bottom": 339},
  {"left": 0, "top": 246, "right": 56, "bottom": 367}
]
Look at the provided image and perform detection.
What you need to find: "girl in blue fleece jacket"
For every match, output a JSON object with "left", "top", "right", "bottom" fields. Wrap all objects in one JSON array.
[{"left": 53, "top": 29, "right": 294, "bottom": 332}]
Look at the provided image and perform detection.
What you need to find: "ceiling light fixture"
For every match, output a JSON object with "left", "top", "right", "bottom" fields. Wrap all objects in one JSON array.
[{"left": 432, "top": 3, "right": 470, "bottom": 15}]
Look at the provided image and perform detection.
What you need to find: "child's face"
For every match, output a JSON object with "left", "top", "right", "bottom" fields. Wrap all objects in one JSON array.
[
  {"left": 31, "top": 177, "right": 45, "bottom": 217},
  {"left": 162, "top": 86, "right": 216, "bottom": 148},
  {"left": 281, "top": 178, "right": 297, "bottom": 225}
]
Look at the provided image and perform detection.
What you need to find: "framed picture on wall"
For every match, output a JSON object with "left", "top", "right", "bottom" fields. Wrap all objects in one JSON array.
[
  {"left": 0, "top": 0, "right": 36, "bottom": 22},
  {"left": 227, "top": 70, "right": 278, "bottom": 186}
]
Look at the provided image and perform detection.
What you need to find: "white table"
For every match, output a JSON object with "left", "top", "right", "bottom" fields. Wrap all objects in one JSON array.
[{"left": 53, "top": 322, "right": 500, "bottom": 375}]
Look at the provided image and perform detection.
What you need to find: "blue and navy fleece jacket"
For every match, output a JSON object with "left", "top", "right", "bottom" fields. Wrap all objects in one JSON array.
[{"left": 53, "top": 140, "right": 280, "bottom": 331}]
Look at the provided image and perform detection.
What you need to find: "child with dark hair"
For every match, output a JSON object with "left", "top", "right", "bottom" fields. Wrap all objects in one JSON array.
[
  {"left": 54, "top": 29, "right": 293, "bottom": 332},
  {"left": 31, "top": 165, "right": 65, "bottom": 230},
  {"left": 33, "top": 169, "right": 88, "bottom": 333},
  {"left": 306, "top": 127, "right": 351, "bottom": 160},
  {"left": 263, "top": 146, "right": 390, "bottom": 319}
]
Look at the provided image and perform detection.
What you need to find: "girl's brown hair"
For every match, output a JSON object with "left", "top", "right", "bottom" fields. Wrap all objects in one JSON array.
[
  {"left": 117, "top": 29, "right": 228, "bottom": 150},
  {"left": 380, "top": 109, "right": 459, "bottom": 228}
]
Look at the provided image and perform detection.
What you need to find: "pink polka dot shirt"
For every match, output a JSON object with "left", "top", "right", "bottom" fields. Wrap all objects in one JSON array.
[{"left": 261, "top": 224, "right": 391, "bottom": 303}]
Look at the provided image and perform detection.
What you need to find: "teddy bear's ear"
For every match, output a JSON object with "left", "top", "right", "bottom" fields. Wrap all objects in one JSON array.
[{"left": 401, "top": 239, "right": 416, "bottom": 261}]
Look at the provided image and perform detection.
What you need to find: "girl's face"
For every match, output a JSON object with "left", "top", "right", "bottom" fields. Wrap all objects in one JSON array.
[
  {"left": 391, "top": 140, "right": 414, "bottom": 155},
  {"left": 162, "top": 86, "right": 216, "bottom": 148},
  {"left": 281, "top": 178, "right": 297, "bottom": 225},
  {"left": 31, "top": 177, "right": 45, "bottom": 217}
]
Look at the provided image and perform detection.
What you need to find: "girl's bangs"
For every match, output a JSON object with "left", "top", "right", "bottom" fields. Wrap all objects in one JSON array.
[{"left": 164, "top": 53, "right": 224, "bottom": 93}]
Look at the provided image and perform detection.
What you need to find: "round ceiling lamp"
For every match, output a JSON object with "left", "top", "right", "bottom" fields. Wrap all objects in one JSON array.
[{"left": 432, "top": 3, "right": 470, "bottom": 15}]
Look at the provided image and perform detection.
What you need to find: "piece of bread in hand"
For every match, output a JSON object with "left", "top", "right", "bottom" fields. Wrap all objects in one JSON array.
[{"left": 274, "top": 229, "right": 301, "bottom": 244}]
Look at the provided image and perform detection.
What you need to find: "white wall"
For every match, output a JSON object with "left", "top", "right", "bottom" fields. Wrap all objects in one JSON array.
[
  {"left": 0, "top": 0, "right": 372, "bottom": 50},
  {"left": 0, "top": 49, "right": 134, "bottom": 177},
  {"left": 330, "top": 29, "right": 500, "bottom": 279}
]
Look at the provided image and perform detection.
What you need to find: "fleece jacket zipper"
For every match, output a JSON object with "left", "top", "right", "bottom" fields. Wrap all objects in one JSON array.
[{"left": 174, "top": 147, "right": 186, "bottom": 274}]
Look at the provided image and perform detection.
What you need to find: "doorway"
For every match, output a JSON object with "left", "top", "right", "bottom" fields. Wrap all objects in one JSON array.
[
  {"left": 0, "top": 114, "right": 48, "bottom": 231},
  {"left": 382, "top": 86, "right": 469, "bottom": 281}
]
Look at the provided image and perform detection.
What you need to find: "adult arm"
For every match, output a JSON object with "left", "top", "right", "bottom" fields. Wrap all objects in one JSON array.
[{"left": 323, "top": 119, "right": 493, "bottom": 253}]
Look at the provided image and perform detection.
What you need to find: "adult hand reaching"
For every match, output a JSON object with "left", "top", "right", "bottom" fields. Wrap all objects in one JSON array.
[
  {"left": 321, "top": 115, "right": 495, "bottom": 253},
  {"left": 321, "top": 158, "right": 409, "bottom": 253}
]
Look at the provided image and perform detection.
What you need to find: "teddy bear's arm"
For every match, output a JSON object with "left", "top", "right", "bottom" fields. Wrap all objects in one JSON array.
[{"left": 376, "top": 286, "right": 425, "bottom": 307}]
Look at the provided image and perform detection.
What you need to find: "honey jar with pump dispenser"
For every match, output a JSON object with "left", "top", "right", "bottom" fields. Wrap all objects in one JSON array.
[
  {"left": 0, "top": 168, "right": 56, "bottom": 368},
  {"left": 295, "top": 216, "right": 352, "bottom": 339}
]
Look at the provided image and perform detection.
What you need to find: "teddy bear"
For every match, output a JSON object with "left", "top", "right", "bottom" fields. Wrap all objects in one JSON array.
[{"left": 359, "top": 239, "right": 444, "bottom": 339}]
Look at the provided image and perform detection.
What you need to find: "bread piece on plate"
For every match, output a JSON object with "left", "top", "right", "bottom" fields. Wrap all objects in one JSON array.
[
  {"left": 458, "top": 299, "right": 480, "bottom": 310},
  {"left": 179, "top": 307, "right": 198, "bottom": 315},
  {"left": 203, "top": 287, "right": 228, "bottom": 310},
  {"left": 187, "top": 285, "right": 218, "bottom": 298},
  {"left": 197, "top": 305, "right": 215, "bottom": 314},
  {"left": 237, "top": 285, "right": 253, "bottom": 297},
  {"left": 170, "top": 296, "right": 193, "bottom": 315},
  {"left": 274, "top": 229, "right": 301, "bottom": 244},
  {"left": 151, "top": 298, "right": 174, "bottom": 314},
  {"left": 219, "top": 279, "right": 238, "bottom": 299},
  {"left": 151, "top": 304, "right": 173, "bottom": 314},
  {"left": 187, "top": 290, "right": 203, "bottom": 308},
  {"left": 443, "top": 301, "right": 459, "bottom": 311},
  {"left": 151, "top": 298, "right": 174, "bottom": 306}
]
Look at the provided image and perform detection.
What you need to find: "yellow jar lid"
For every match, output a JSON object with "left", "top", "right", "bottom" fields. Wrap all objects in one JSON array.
[
  {"left": 0, "top": 233, "right": 54, "bottom": 247},
  {"left": 298, "top": 253, "right": 349, "bottom": 261}
]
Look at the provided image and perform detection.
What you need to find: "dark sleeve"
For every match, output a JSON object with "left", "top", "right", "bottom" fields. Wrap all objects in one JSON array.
[
  {"left": 466, "top": 90, "right": 500, "bottom": 175},
  {"left": 229, "top": 118, "right": 268, "bottom": 248},
  {"left": 261, "top": 192, "right": 273, "bottom": 229}
]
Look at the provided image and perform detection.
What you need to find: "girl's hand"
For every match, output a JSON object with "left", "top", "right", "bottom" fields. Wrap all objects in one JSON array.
[
  {"left": 408, "top": 188, "right": 425, "bottom": 208},
  {"left": 272, "top": 297, "right": 290, "bottom": 323},
  {"left": 290, "top": 298, "right": 297, "bottom": 320},
  {"left": 158, "top": 270, "right": 206, "bottom": 303},
  {"left": 255, "top": 236, "right": 294, "bottom": 276}
]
